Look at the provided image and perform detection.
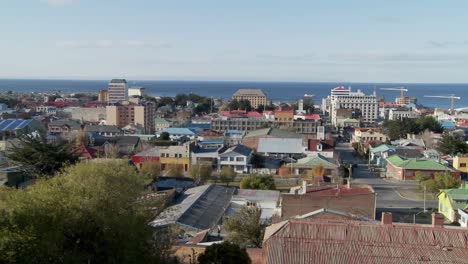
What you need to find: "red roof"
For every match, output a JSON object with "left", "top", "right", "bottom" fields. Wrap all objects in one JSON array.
[
  {"left": 74, "top": 146, "right": 98, "bottom": 159},
  {"left": 308, "top": 139, "right": 334, "bottom": 152},
  {"left": 332, "top": 86, "right": 347, "bottom": 91},
  {"left": 220, "top": 110, "right": 262, "bottom": 118},
  {"left": 275, "top": 109, "right": 294, "bottom": 114},
  {"left": 263, "top": 219, "right": 468, "bottom": 263}
]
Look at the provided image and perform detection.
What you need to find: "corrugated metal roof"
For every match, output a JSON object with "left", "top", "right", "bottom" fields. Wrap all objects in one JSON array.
[
  {"left": 258, "top": 138, "right": 304, "bottom": 154},
  {"left": 264, "top": 219, "right": 468, "bottom": 264},
  {"left": 0, "top": 119, "right": 34, "bottom": 131}
]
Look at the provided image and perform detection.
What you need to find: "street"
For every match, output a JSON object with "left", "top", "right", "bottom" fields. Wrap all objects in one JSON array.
[{"left": 335, "top": 143, "right": 437, "bottom": 211}]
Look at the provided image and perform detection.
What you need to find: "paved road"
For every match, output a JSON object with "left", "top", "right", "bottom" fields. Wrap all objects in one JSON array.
[{"left": 335, "top": 143, "right": 437, "bottom": 210}]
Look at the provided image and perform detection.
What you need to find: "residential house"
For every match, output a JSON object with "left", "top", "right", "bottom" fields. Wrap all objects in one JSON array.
[
  {"left": 351, "top": 128, "right": 388, "bottom": 143},
  {"left": 84, "top": 125, "right": 122, "bottom": 137},
  {"left": 285, "top": 154, "right": 338, "bottom": 177},
  {"left": 242, "top": 128, "right": 302, "bottom": 150},
  {"left": 150, "top": 185, "right": 236, "bottom": 234},
  {"left": 458, "top": 208, "right": 468, "bottom": 227},
  {"left": 257, "top": 138, "right": 305, "bottom": 159},
  {"left": 154, "top": 117, "right": 171, "bottom": 132},
  {"left": 160, "top": 141, "right": 194, "bottom": 172},
  {"left": 218, "top": 144, "right": 253, "bottom": 173},
  {"left": 223, "top": 129, "right": 245, "bottom": 146},
  {"left": 93, "top": 136, "right": 143, "bottom": 157},
  {"left": 0, "top": 118, "right": 45, "bottom": 136},
  {"left": 307, "top": 139, "right": 334, "bottom": 158},
  {"left": 131, "top": 147, "right": 161, "bottom": 170},
  {"left": 453, "top": 155, "right": 468, "bottom": 173},
  {"left": 157, "top": 128, "right": 197, "bottom": 141},
  {"left": 386, "top": 155, "right": 459, "bottom": 180},
  {"left": 48, "top": 119, "right": 82, "bottom": 137},
  {"left": 391, "top": 138, "right": 426, "bottom": 150},
  {"left": 438, "top": 185, "right": 468, "bottom": 223},
  {"left": 197, "top": 139, "right": 224, "bottom": 149},
  {"left": 370, "top": 144, "right": 424, "bottom": 167},
  {"left": 279, "top": 184, "right": 376, "bottom": 221},
  {"left": 262, "top": 212, "right": 468, "bottom": 264},
  {"left": 226, "top": 189, "right": 280, "bottom": 224}
]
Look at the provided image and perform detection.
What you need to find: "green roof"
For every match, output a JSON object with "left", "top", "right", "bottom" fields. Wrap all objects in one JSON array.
[
  {"left": 386, "top": 155, "right": 450, "bottom": 171},
  {"left": 291, "top": 154, "right": 338, "bottom": 169},
  {"left": 370, "top": 144, "right": 395, "bottom": 154},
  {"left": 440, "top": 185, "right": 468, "bottom": 210},
  {"left": 342, "top": 118, "right": 359, "bottom": 123}
]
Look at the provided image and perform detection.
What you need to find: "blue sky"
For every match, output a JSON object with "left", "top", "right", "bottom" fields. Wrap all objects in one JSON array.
[{"left": 1, "top": 0, "right": 468, "bottom": 82}]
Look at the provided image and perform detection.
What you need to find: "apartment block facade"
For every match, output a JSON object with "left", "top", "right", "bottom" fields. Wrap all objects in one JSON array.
[
  {"left": 232, "top": 89, "right": 267, "bottom": 109},
  {"left": 331, "top": 89, "right": 378, "bottom": 125},
  {"left": 107, "top": 79, "right": 128, "bottom": 104},
  {"left": 106, "top": 102, "right": 156, "bottom": 134}
]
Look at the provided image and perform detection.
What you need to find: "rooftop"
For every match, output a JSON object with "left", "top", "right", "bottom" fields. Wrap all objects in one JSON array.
[
  {"left": 109, "top": 79, "right": 127, "bottom": 84},
  {"left": 0, "top": 119, "right": 35, "bottom": 131},
  {"left": 244, "top": 128, "right": 302, "bottom": 139},
  {"left": 258, "top": 138, "right": 304, "bottom": 154},
  {"left": 233, "top": 89, "right": 266, "bottom": 97},
  {"left": 387, "top": 155, "right": 450, "bottom": 171},
  {"left": 291, "top": 154, "right": 338, "bottom": 169}
]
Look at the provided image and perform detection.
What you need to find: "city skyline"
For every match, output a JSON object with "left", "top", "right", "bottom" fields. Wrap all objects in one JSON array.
[{"left": 1, "top": 0, "right": 468, "bottom": 82}]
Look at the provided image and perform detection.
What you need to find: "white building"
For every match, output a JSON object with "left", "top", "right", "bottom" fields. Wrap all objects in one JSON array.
[
  {"left": 330, "top": 89, "right": 378, "bottom": 125},
  {"left": 107, "top": 79, "right": 128, "bottom": 104},
  {"left": 218, "top": 144, "right": 253, "bottom": 173},
  {"left": 128, "top": 86, "right": 145, "bottom": 97},
  {"left": 35, "top": 105, "right": 57, "bottom": 115},
  {"left": 389, "top": 107, "right": 421, "bottom": 120},
  {"left": 228, "top": 189, "right": 280, "bottom": 223}
]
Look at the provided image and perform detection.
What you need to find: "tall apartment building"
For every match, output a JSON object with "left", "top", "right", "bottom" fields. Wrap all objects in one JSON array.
[
  {"left": 107, "top": 79, "right": 128, "bottom": 104},
  {"left": 232, "top": 89, "right": 267, "bottom": 109},
  {"left": 330, "top": 89, "right": 378, "bottom": 125},
  {"left": 321, "top": 86, "right": 352, "bottom": 113},
  {"left": 106, "top": 101, "right": 156, "bottom": 134}
]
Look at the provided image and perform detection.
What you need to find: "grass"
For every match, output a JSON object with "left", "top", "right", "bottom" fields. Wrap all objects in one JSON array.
[{"left": 398, "top": 188, "right": 436, "bottom": 201}]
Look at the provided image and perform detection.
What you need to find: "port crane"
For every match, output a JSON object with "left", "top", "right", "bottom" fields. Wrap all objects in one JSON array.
[
  {"left": 379, "top": 87, "right": 408, "bottom": 98},
  {"left": 423, "top": 94, "right": 461, "bottom": 113}
]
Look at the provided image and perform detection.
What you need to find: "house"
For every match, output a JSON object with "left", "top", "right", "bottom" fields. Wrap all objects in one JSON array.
[
  {"left": 453, "top": 155, "right": 468, "bottom": 173},
  {"left": 197, "top": 139, "right": 224, "bottom": 149},
  {"left": 150, "top": 185, "right": 235, "bottom": 234},
  {"left": 0, "top": 118, "right": 45, "bottom": 136},
  {"left": 391, "top": 138, "right": 426, "bottom": 150},
  {"left": 257, "top": 138, "right": 305, "bottom": 158},
  {"left": 84, "top": 125, "right": 122, "bottom": 137},
  {"left": 93, "top": 136, "right": 143, "bottom": 157},
  {"left": 285, "top": 154, "right": 338, "bottom": 177},
  {"left": 157, "top": 128, "right": 197, "bottom": 141},
  {"left": 154, "top": 117, "right": 171, "bottom": 132},
  {"left": 351, "top": 128, "right": 388, "bottom": 143},
  {"left": 131, "top": 147, "right": 161, "bottom": 170},
  {"left": 226, "top": 189, "right": 280, "bottom": 224},
  {"left": 262, "top": 212, "right": 468, "bottom": 264},
  {"left": 438, "top": 185, "right": 468, "bottom": 223},
  {"left": 242, "top": 128, "right": 302, "bottom": 150},
  {"left": 160, "top": 141, "right": 194, "bottom": 172},
  {"left": 73, "top": 145, "right": 98, "bottom": 160},
  {"left": 386, "top": 155, "right": 459, "bottom": 180},
  {"left": 48, "top": 119, "right": 82, "bottom": 136},
  {"left": 307, "top": 139, "right": 334, "bottom": 158},
  {"left": 218, "top": 144, "right": 253, "bottom": 173},
  {"left": 278, "top": 184, "right": 376, "bottom": 221},
  {"left": 458, "top": 208, "right": 468, "bottom": 227},
  {"left": 223, "top": 129, "right": 245, "bottom": 146},
  {"left": 370, "top": 144, "right": 424, "bottom": 167}
]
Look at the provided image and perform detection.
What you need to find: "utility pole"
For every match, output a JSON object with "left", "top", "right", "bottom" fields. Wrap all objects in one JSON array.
[{"left": 423, "top": 185, "right": 427, "bottom": 213}]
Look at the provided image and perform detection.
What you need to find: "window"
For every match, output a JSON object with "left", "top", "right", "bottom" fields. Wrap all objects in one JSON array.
[
  {"left": 236, "top": 157, "right": 244, "bottom": 162},
  {"left": 229, "top": 157, "right": 235, "bottom": 161},
  {"left": 460, "top": 163, "right": 467, "bottom": 168}
]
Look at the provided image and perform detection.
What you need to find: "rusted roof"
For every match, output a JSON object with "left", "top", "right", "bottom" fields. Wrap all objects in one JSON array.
[
  {"left": 263, "top": 219, "right": 468, "bottom": 264},
  {"left": 303, "top": 185, "right": 374, "bottom": 196}
]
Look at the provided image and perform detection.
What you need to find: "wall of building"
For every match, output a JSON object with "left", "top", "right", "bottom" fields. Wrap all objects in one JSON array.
[{"left": 71, "top": 107, "right": 106, "bottom": 122}]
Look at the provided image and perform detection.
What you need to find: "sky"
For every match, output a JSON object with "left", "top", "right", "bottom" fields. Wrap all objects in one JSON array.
[{"left": 1, "top": 0, "right": 468, "bottom": 83}]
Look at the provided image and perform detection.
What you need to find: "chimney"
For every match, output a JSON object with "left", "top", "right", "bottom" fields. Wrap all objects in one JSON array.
[
  {"left": 381, "top": 212, "right": 393, "bottom": 225},
  {"left": 432, "top": 213, "right": 445, "bottom": 228}
]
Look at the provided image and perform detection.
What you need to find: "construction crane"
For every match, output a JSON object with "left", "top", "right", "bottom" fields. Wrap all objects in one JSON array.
[
  {"left": 424, "top": 94, "right": 461, "bottom": 113},
  {"left": 379, "top": 87, "right": 408, "bottom": 98}
]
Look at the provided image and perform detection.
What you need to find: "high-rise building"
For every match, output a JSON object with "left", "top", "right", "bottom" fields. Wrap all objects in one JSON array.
[
  {"left": 107, "top": 79, "right": 128, "bottom": 104},
  {"left": 330, "top": 89, "right": 378, "bottom": 125},
  {"left": 106, "top": 101, "right": 156, "bottom": 134},
  {"left": 232, "top": 89, "right": 267, "bottom": 109},
  {"left": 98, "top": 89, "right": 109, "bottom": 103}
]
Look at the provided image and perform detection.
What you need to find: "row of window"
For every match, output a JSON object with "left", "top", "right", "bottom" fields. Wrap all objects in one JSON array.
[{"left": 220, "top": 157, "right": 245, "bottom": 162}]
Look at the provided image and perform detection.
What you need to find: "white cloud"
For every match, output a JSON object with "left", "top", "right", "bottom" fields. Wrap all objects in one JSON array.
[
  {"left": 55, "top": 40, "right": 171, "bottom": 49},
  {"left": 46, "top": 0, "right": 79, "bottom": 6}
]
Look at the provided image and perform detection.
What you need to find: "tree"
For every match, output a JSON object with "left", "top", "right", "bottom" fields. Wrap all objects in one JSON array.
[
  {"left": 238, "top": 99, "right": 252, "bottom": 111},
  {"left": 159, "top": 132, "right": 170, "bottom": 141},
  {"left": 219, "top": 167, "right": 237, "bottom": 186},
  {"left": 6, "top": 134, "right": 78, "bottom": 177},
  {"left": 224, "top": 205, "right": 264, "bottom": 248},
  {"left": 104, "top": 143, "right": 119, "bottom": 159},
  {"left": 239, "top": 174, "right": 276, "bottom": 190},
  {"left": 189, "top": 163, "right": 212, "bottom": 184},
  {"left": 227, "top": 99, "right": 240, "bottom": 111},
  {"left": 197, "top": 242, "right": 251, "bottom": 264},
  {"left": 257, "top": 104, "right": 265, "bottom": 113},
  {"left": 0, "top": 161, "right": 173, "bottom": 264},
  {"left": 140, "top": 161, "right": 162, "bottom": 180},
  {"left": 417, "top": 172, "right": 461, "bottom": 196},
  {"left": 437, "top": 134, "right": 468, "bottom": 155},
  {"left": 72, "top": 130, "right": 90, "bottom": 147},
  {"left": 167, "top": 163, "right": 184, "bottom": 177}
]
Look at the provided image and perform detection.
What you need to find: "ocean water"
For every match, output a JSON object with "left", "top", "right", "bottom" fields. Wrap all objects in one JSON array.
[{"left": 0, "top": 79, "right": 467, "bottom": 109}]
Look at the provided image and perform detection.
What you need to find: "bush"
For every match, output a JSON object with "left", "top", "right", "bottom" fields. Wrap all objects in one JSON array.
[{"left": 239, "top": 174, "right": 276, "bottom": 190}]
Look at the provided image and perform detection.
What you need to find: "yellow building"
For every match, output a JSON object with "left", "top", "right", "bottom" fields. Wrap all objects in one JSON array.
[
  {"left": 98, "top": 89, "right": 109, "bottom": 103},
  {"left": 438, "top": 185, "right": 468, "bottom": 223},
  {"left": 232, "top": 89, "right": 267, "bottom": 109},
  {"left": 453, "top": 155, "right": 468, "bottom": 173},
  {"left": 159, "top": 142, "right": 194, "bottom": 172}
]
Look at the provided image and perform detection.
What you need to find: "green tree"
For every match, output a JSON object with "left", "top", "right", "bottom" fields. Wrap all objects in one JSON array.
[
  {"left": 219, "top": 167, "right": 237, "bottom": 186},
  {"left": 238, "top": 99, "right": 252, "bottom": 111},
  {"left": 189, "top": 163, "right": 212, "bottom": 184},
  {"left": 419, "top": 172, "right": 461, "bottom": 196},
  {"left": 437, "top": 134, "right": 468, "bottom": 155},
  {"left": 197, "top": 242, "right": 251, "bottom": 264},
  {"left": 227, "top": 99, "right": 240, "bottom": 111},
  {"left": 224, "top": 205, "right": 264, "bottom": 248},
  {"left": 6, "top": 134, "right": 78, "bottom": 177},
  {"left": 239, "top": 174, "right": 276, "bottom": 190},
  {"left": 0, "top": 161, "right": 173, "bottom": 264},
  {"left": 160, "top": 132, "right": 171, "bottom": 141},
  {"left": 140, "top": 161, "right": 162, "bottom": 180},
  {"left": 167, "top": 163, "right": 184, "bottom": 177}
]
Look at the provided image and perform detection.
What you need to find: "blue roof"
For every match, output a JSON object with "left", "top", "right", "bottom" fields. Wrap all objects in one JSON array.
[
  {"left": 186, "top": 122, "right": 210, "bottom": 130},
  {"left": 224, "top": 130, "right": 245, "bottom": 136},
  {"left": 0, "top": 119, "right": 33, "bottom": 131},
  {"left": 161, "top": 127, "right": 196, "bottom": 135},
  {"left": 440, "top": 121, "right": 455, "bottom": 129},
  {"left": 199, "top": 139, "right": 224, "bottom": 145}
]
